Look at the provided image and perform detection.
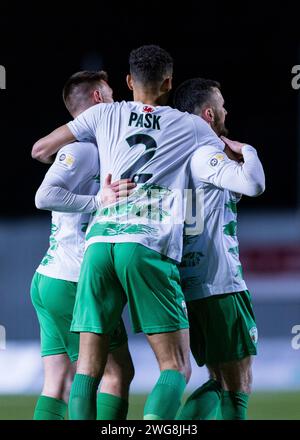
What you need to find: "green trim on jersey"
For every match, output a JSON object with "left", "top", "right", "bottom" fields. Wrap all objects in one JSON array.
[
  {"left": 225, "top": 200, "right": 237, "bottom": 213},
  {"left": 228, "top": 246, "right": 239, "bottom": 256},
  {"left": 235, "top": 265, "right": 244, "bottom": 279},
  {"left": 86, "top": 222, "right": 158, "bottom": 239},
  {"left": 81, "top": 222, "right": 89, "bottom": 233},
  {"left": 92, "top": 173, "right": 100, "bottom": 183},
  {"left": 86, "top": 183, "right": 174, "bottom": 243},
  {"left": 223, "top": 221, "right": 237, "bottom": 236},
  {"left": 40, "top": 253, "right": 55, "bottom": 267},
  {"left": 95, "top": 184, "right": 171, "bottom": 221},
  {"left": 49, "top": 223, "right": 59, "bottom": 250},
  {"left": 187, "top": 290, "right": 257, "bottom": 366},
  {"left": 40, "top": 223, "right": 59, "bottom": 266}
]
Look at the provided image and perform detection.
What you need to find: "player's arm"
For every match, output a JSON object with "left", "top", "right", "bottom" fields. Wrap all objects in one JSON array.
[
  {"left": 36, "top": 175, "right": 136, "bottom": 213},
  {"left": 191, "top": 138, "right": 265, "bottom": 197},
  {"left": 32, "top": 125, "right": 75, "bottom": 164},
  {"left": 35, "top": 145, "right": 135, "bottom": 213},
  {"left": 35, "top": 175, "right": 100, "bottom": 213},
  {"left": 32, "top": 104, "right": 101, "bottom": 163},
  {"left": 35, "top": 144, "right": 99, "bottom": 212}
]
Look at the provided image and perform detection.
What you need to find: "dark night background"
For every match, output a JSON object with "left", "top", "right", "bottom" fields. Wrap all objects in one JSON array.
[{"left": 0, "top": 3, "right": 298, "bottom": 215}]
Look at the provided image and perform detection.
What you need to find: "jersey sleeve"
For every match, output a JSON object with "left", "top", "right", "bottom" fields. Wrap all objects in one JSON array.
[
  {"left": 67, "top": 104, "right": 102, "bottom": 143},
  {"left": 35, "top": 143, "right": 101, "bottom": 213},
  {"left": 191, "top": 144, "right": 265, "bottom": 196}
]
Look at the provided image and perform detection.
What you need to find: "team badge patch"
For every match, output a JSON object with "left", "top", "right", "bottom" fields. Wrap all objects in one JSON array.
[
  {"left": 249, "top": 326, "right": 258, "bottom": 344},
  {"left": 209, "top": 153, "right": 225, "bottom": 167},
  {"left": 181, "top": 300, "right": 188, "bottom": 317},
  {"left": 143, "top": 105, "right": 154, "bottom": 113},
  {"left": 58, "top": 152, "right": 75, "bottom": 168}
]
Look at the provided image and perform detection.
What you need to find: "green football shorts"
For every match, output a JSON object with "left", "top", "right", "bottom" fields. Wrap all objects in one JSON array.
[
  {"left": 187, "top": 290, "right": 258, "bottom": 366},
  {"left": 71, "top": 242, "right": 189, "bottom": 335},
  {"left": 30, "top": 272, "right": 127, "bottom": 361}
]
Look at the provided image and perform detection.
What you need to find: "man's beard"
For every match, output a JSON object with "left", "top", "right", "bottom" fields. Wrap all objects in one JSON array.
[{"left": 213, "top": 112, "right": 228, "bottom": 137}]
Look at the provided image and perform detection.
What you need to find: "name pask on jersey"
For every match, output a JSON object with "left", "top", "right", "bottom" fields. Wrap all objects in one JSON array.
[{"left": 67, "top": 101, "right": 224, "bottom": 262}]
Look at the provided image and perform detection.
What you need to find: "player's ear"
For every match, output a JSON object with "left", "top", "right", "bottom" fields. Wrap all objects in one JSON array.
[
  {"left": 93, "top": 89, "right": 104, "bottom": 103},
  {"left": 203, "top": 107, "right": 214, "bottom": 124},
  {"left": 161, "top": 76, "right": 172, "bottom": 93},
  {"left": 126, "top": 74, "right": 134, "bottom": 90}
]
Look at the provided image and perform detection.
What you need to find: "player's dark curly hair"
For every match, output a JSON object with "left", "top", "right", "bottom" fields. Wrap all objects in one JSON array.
[
  {"left": 63, "top": 70, "right": 108, "bottom": 115},
  {"left": 129, "top": 45, "right": 173, "bottom": 85},
  {"left": 173, "top": 78, "right": 221, "bottom": 114}
]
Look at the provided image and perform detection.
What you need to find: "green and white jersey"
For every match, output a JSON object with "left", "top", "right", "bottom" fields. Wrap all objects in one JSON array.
[
  {"left": 180, "top": 144, "right": 265, "bottom": 299},
  {"left": 67, "top": 101, "right": 224, "bottom": 262},
  {"left": 36, "top": 141, "right": 100, "bottom": 282}
]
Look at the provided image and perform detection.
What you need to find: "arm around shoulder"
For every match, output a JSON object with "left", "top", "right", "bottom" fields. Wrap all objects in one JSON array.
[
  {"left": 191, "top": 144, "right": 266, "bottom": 197},
  {"left": 241, "top": 145, "right": 265, "bottom": 197},
  {"left": 31, "top": 125, "right": 75, "bottom": 164}
]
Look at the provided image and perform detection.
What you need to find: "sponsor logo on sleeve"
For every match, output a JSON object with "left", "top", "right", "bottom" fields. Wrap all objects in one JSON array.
[
  {"left": 58, "top": 153, "right": 75, "bottom": 168},
  {"left": 209, "top": 153, "right": 225, "bottom": 167}
]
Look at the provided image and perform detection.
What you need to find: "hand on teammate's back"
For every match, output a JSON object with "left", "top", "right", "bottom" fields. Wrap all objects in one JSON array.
[{"left": 100, "top": 174, "right": 136, "bottom": 207}]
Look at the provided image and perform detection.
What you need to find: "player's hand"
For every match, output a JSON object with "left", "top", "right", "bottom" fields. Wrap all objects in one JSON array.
[
  {"left": 100, "top": 174, "right": 136, "bottom": 206},
  {"left": 224, "top": 145, "right": 243, "bottom": 162},
  {"left": 221, "top": 136, "right": 246, "bottom": 157}
]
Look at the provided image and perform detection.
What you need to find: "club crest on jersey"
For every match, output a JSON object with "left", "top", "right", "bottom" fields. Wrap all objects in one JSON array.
[
  {"left": 181, "top": 300, "right": 188, "bottom": 317},
  {"left": 58, "top": 152, "right": 75, "bottom": 168},
  {"left": 143, "top": 105, "right": 154, "bottom": 113},
  {"left": 209, "top": 153, "right": 225, "bottom": 167},
  {"left": 249, "top": 326, "right": 258, "bottom": 344}
]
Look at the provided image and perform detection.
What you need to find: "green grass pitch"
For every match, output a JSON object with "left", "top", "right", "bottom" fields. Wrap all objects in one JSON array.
[{"left": 0, "top": 392, "right": 299, "bottom": 420}]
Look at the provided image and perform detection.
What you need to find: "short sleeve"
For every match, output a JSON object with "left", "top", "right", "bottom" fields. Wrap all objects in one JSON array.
[{"left": 67, "top": 104, "right": 102, "bottom": 143}]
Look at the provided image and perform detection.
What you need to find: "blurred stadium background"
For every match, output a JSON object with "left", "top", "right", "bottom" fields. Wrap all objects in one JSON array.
[{"left": 1, "top": 4, "right": 300, "bottom": 419}]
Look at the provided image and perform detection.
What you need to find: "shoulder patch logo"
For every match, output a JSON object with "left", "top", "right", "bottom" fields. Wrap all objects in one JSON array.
[
  {"left": 58, "top": 152, "right": 75, "bottom": 168},
  {"left": 210, "top": 158, "right": 218, "bottom": 166},
  {"left": 249, "top": 326, "right": 258, "bottom": 344},
  {"left": 209, "top": 153, "right": 225, "bottom": 167}
]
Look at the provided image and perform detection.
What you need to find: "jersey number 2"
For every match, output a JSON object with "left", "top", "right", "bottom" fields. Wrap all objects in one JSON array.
[{"left": 120, "top": 134, "right": 157, "bottom": 183}]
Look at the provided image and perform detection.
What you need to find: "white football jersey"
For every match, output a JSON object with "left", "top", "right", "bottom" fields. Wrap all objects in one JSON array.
[
  {"left": 67, "top": 101, "right": 224, "bottom": 262},
  {"left": 180, "top": 144, "right": 265, "bottom": 299},
  {"left": 36, "top": 142, "right": 100, "bottom": 281}
]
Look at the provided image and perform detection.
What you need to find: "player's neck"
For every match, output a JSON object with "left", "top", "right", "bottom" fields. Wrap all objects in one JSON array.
[{"left": 133, "top": 91, "right": 168, "bottom": 106}]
